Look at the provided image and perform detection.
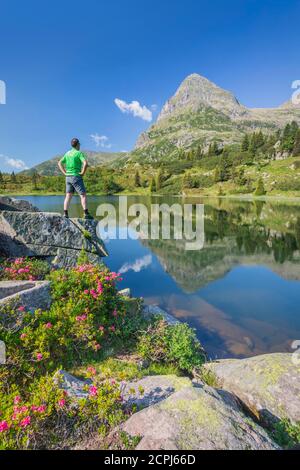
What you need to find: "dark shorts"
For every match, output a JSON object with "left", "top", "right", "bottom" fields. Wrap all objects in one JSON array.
[{"left": 66, "top": 176, "right": 86, "bottom": 195}]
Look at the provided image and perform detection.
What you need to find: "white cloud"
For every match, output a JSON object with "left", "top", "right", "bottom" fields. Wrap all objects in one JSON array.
[
  {"left": 90, "top": 133, "right": 112, "bottom": 149},
  {"left": 114, "top": 98, "right": 152, "bottom": 122},
  {"left": 151, "top": 104, "right": 158, "bottom": 111},
  {"left": 0, "top": 154, "right": 29, "bottom": 170},
  {"left": 119, "top": 255, "right": 152, "bottom": 274}
]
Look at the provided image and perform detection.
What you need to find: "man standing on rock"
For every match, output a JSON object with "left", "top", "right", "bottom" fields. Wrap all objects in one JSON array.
[{"left": 58, "top": 138, "right": 93, "bottom": 219}]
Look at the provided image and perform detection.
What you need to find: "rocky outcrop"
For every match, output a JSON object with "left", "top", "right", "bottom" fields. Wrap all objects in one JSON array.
[
  {"left": 203, "top": 353, "right": 300, "bottom": 426},
  {"left": 0, "top": 196, "right": 39, "bottom": 212},
  {"left": 0, "top": 209, "right": 107, "bottom": 268},
  {"left": 59, "top": 369, "right": 279, "bottom": 450},
  {"left": 142, "top": 304, "right": 180, "bottom": 325},
  {"left": 0, "top": 280, "right": 51, "bottom": 313},
  {"left": 121, "top": 382, "right": 279, "bottom": 450}
]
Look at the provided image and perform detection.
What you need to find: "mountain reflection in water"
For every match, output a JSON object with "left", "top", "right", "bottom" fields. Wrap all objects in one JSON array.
[{"left": 16, "top": 195, "right": 300, "bottom": 359}]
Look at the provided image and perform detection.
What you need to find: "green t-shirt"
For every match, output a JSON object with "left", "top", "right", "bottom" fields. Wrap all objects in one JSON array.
[{"left": 60, "top": 149, "right": 86, "bottom": 176}]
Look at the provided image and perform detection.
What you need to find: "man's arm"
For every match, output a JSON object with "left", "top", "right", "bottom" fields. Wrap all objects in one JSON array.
[
  {"left": 58, "top": 159, "right": 67, "bottom": 175},
  {"left": 80, "top": 159, "right": 88, "bottom": 176}
]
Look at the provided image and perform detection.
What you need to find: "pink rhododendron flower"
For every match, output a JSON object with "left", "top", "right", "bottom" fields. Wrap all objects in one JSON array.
[
  {"left": 94, "top": 343, "right": 101, "bottom": 351},
  {"left": 98, "top": 325, "right": 104, "bottom": 332},
  {"left": 87, "top": 366, "right": 96, "bottom": 376},
  {"left": 0, "top": 421, "right": 9, "bottom": 432},
  {"left": 84, "top": 289, "right": 89, "bottom": 295},
  {"left": 20, "top": 416, "right": 31, "bottom": 428},
  {"left": 58, "top": 399, "right": 66, "bottom": 408},
  {"left": 112, "top": 309, "right": 118, "bottom": 317},
  {"left": 18, "top": 306, "right": 25, "bottom": 312},
  {"left": 110, "top": 325, "right": 116, "bottom": 332},
  {"left": 36, "top": 353, "right": 43, "bottom": 361},
  {"left": 76, "top": 314, "right": 87, "bottom": 322},
  {"left": 45, "top": 322, "right": 52, "bottom": 329},
  {"left": 14, "top": 396, "right": 21, "bottom": 405},
  {"left": 89, "top": 385, "right": 98, "bottom": 397},
  {"left": 20, "top": 333, "right": 27, "bottom": 340}
]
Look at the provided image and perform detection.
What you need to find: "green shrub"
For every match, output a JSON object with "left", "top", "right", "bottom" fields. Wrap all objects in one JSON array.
[
  {"left": 0, "top": 265, "right": 126, "bottom": 389},
  {"left": 271, "top": 418, "right": 300, "bottom": 448},
  {"left": 275, "top": 179, "right": 300, "bottom": 191},
  {"left": 137, "top": 319, "right": 205, "bottom": 373},
  {"left": 0, "top": 372, "right": 124, "bottom": 450},
  {"left": 0, "top": 257, "right": 50, "bottom": 281},
  {"left": 254, "top": 177, "right": 266, "bottom": 196}
]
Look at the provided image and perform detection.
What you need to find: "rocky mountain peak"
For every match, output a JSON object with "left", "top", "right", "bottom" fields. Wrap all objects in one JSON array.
[{"left": 157, "top": 73, "right": 247, "bottom": 122}]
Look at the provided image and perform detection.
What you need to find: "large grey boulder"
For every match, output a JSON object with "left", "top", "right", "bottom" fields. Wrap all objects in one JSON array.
[
  {"left": 122, "top": 375, "right": 192, "bottom": 409},
  {"left": 142, "top": 304, "right": 180, "bottom": 325},
  {"left": 0, "top": 280, "right": 51, "bottom": 313},
  {"left": 0, "top": 210, "right": 107, "bottom": 267},
  {"left": 203, "top": 353, "right": 300, "bottom": 426},
  {"left": 0, "top": 196, "right": 39, "bottom": 212},
  {"left": 54, "top": 370, "right": 92, "bottom": 399},
  {"left": 121, "top": 383, "right": 279, "bottom": 450},
  {"left": 54, "top": 371, "right": 190, "bottom": 409}
]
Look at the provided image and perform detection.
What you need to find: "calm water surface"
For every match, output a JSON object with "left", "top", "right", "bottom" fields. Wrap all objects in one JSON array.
[{"left": 16, "top": 195, "right": 300, "bottom": 360}]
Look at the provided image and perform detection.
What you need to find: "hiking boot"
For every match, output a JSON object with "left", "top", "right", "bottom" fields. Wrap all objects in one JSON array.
[{"left": 84, "top": 212, "right": 94, "bottom": 220}]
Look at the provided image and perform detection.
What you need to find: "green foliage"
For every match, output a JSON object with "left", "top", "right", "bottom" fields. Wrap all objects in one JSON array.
[
  {"left": 0, "top": 257, "right": 50, "bottom": 281},
  {"left": 150, "top": 177, "right": 156, "bottom": 193},
  {"left": 137, "top": 319, "right": 205, "bottom": 373},
  {"left": 271, "top": 419, "right": 300, "bottom": 448},
  {"left": 275, "top": 178, "right": 300, "bottom": 191},
  {"left": 0, "top": 372, "right": 124, "bottom": 450},
  {"left": 134, "top": 170, "right": 141, "bottom": 188},
  {"left": 254, "top": 177, "right": 266, "bottom": 196},
  {"left": 0, "top": 264, "right": 125, "bottom": 389}
]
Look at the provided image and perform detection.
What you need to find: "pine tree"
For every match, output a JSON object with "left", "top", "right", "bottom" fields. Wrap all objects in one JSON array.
[
  {"left": 134, "top": 170, "right": 141, "bottom": 187},
  {"left": 241, "top": 134, "right": 249, "bottom": 152},
  {"left": 32, "top": 170, "right": 38, "bottom": 190},
  {"left": 150, "top": 177, "right": 156, "bottom": 193},
  {"left": 11, "top": 171, "right": 17, "bottom": 183},
  {"left": 214, "top": 166, "right": 221, "bottom": 183},
  {"left": 282, "top": 121, "right": 298, "bottom": 153},
  {"left": 0, "top": 171, "right": 3, "bottom": 183},
  {"left": 156, "top": 169, "right": 163, "bottom": 192},
  {"left": 254, "top": 177, "right": 266, "bottom": 196},
  {"left": 292, "top": 130, "right": 300, "bottom": 157}
]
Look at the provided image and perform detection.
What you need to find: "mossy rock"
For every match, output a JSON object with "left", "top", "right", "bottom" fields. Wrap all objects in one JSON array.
[
  {"left": 204, "top": 353, "right": 300, "bottom": 426},
  {"left": 121, "top": 383, "right": 279, "bottom": 450}
]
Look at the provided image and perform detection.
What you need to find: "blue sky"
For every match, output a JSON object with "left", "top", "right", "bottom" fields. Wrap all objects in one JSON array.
[{"left": 0, "top": 0, "right": 299, "bottom": 172}]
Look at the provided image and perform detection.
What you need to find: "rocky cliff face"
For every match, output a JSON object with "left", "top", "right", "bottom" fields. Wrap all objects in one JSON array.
[
  {"left": 157, "top": 74, "right": 247, "bottom": 122},
  {"left": 0, "top": 197, "right": 107, "bottom": 267},
  {"left": 134, "top": 73, "right": 300, "bottom": 160}
]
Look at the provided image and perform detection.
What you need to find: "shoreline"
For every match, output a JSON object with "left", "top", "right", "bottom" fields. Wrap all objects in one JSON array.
[{"left": 3, "top": 191, "right": 300, "bottom": 204}]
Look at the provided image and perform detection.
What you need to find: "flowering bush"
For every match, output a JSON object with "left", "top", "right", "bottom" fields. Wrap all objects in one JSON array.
[
  {"left": 0, "top": 257, "right": 50, "bottom": 281},
  {"left": 0, "top": 373, "right": 125, "bottom": 449},
  {"left": 0, "top": 265, "right": 126, "bottom": 390},
  {"left": 0, "top": 259, "right": 206, "bottom": 449}
]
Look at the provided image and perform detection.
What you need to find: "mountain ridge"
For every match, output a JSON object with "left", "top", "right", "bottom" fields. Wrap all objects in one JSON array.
[
  {"left": 134, "top": 73, "right": 300, "bottom": 160},
  {"left": 21, "top": 150, "right": 127, "bottom": 176}
]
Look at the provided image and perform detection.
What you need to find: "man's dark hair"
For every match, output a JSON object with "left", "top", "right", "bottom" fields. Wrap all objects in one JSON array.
[{"left": 71, "top": 138, "right": 80, "bottom": 148}]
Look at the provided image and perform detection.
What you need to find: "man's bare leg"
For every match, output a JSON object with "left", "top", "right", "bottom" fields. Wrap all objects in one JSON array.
[
  {"left": 64, "top": 193, "right": 73, "bottom": 217},
  {"left": 80, "top": 193, "right": 87, "bottom": 211},
  {"left": 80, "top": 193, "right": 93, "bottom": 219}
]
